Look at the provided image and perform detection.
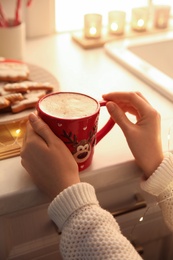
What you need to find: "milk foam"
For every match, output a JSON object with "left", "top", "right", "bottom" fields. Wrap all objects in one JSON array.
[{"left": 40, "top": 93, "right": 98, "bottom": 118}]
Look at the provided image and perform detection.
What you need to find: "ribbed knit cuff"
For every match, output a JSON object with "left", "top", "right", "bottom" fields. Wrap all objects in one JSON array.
[
  {"left": 48, "top": 182, "right": 99, "bottom": 231},
  {"left": 140, "top": 152, "right": 173, "bottom": 196}
]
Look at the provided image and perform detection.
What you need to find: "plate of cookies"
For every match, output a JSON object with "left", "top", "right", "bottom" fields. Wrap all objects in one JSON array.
[{"left": 0, "top": 59, "right": 59, "bottom": 124}]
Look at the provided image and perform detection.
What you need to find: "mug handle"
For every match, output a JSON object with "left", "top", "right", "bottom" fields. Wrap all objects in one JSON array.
[{"left": 96, "top": 100, "right": 115, "bottom": 144}]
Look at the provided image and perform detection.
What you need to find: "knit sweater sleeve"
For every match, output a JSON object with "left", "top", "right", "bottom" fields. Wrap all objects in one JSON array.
[
  {"left": 140, "top": 152, "right": 173, "bottom": 231},
  {"left": 48, "top": 182, "right": 142, "bottom": 260}
]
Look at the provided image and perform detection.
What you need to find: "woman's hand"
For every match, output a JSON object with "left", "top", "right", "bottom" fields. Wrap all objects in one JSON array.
[
  {"left": 103, "top": 92, "right": 164, "bottom": 178},
  {"left": 21, "top": 113, "right": 80, "bottom": 199}
]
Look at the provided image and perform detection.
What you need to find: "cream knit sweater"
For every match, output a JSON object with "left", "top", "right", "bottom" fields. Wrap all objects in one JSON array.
[{"left": 48, "top": 153, "right": 173, "bottom": 259}]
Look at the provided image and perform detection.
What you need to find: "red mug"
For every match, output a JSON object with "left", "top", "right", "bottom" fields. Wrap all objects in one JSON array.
[{"left": 37, "top": 92, "right": 115, "bottom": 171}]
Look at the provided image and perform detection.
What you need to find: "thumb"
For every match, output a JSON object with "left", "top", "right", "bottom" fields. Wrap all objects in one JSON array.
[
  {"left": 106, "top": 102, "right": 133, "bottom": 134},
  {"left": 28, "top": 112, "right": 54, "bottom": 144}
]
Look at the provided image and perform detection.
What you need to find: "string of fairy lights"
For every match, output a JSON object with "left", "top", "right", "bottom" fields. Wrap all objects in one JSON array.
[
  {"left": 130, "top": 121, "right": 173, "bottom": 239},
  {"left": 0, "top": 119, "right": 26, "bottom": 148}
]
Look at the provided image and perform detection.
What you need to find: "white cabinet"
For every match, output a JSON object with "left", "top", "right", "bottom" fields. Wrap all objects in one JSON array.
[
  {"left": 0, "top": 164, "right": 173, "bottom": 260},
  {"left": 0, "top": 204, "right": 62, "bottom": 260}
]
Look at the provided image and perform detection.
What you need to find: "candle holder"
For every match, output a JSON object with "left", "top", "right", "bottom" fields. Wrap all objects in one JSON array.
[
  {"left": 108, "top": 11, "right": 126, "bottom": 35},
  {"left": 84, "top": 13, "right": 102, "bottom": 39},
  {"left": 131, "top": 7, "right": 149, "bottom": 32},
  {"left": 153, "top": 5, "right": 171, "bottom": 29}
]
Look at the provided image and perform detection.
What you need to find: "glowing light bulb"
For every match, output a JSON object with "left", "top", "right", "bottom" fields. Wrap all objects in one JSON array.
[
  {"left": 16, "top": 129, "right": 21, "bottom": 135},
  {"left": 139, "top": 217, "right": 143, "bottom": 222}
]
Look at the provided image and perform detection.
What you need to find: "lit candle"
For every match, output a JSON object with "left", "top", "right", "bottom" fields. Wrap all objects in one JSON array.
[
  {"left": 153, "top": 5, "right": 171, "bottom": 29},
  {"left": 131, "top": 7, "right": 149, "bottom": 32},
  {"left": 84, "top": 14, "right": 102, "bottom": 39},
  {"left": 108, "top": 11, "right": 126, "bottom": 35}
]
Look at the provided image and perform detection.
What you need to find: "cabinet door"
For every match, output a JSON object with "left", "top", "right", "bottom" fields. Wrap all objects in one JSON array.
[
  {"left": 113, "top": 199, "right": 173, "bottom": 260},
  {"left": 0, "top": 204, "right": 62, "bottom": 260},
  {"left": 140, "top": 234, "right": 173, "bottom": 260},
  {"left": 95, "top": 176, "right": 173, "bottom": 260},
  {"left": 121, "top": 213, "right": 173, "bottom": 260}
]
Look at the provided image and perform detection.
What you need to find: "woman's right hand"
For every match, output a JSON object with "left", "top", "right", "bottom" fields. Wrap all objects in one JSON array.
[
  {"left": 103, "top": 92, "right": 164, "bottom": 178},
  {"left": 21, "top": 113, "right": 80, "bottom": 199}
]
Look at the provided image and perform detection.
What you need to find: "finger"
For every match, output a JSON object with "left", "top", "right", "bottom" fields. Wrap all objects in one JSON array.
[
  {"left": 112, "top": 103, "right": 140, "bottom": 118},
  {"left": 103, "top": 92, "right": 151, "bottom": 116},
  {"left": 21, "top": 120, "right": 41, "bottom": 154},
  {"left": 135, "top": 92, "right": 150, "bottom": 104},
  {"left": 103, "top": 92, "right": 148, "bottom": 105},
  {"left": 28, "top": 113, "right": 56, "bottom": 145},
  {"left": 106, "top": 101, "right": 134, "bottom": 133},
  {"left": 22, "top": 119, "right": 30, "bottom": 144}
]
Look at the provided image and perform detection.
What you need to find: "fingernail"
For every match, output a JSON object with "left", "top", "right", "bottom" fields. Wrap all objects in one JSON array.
[
  {"left": 106, "top": 102, "right": 115, "bottom": 113},
  {"left": 29, "top": 112, "right": 38, "bottom": 122}
]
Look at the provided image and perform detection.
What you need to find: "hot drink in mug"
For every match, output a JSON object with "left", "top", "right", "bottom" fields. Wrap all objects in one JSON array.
[{"left": 37, "top": 92, "right": 115, "bottom": 171}]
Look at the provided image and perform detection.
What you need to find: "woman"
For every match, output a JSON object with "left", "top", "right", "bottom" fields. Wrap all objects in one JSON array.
[{"left": 21, "top": 92, "right": 173, "bottom": 259}]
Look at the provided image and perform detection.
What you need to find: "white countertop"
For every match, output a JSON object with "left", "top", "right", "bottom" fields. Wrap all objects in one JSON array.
[{"left": 1, "top": 32, "right": 173, "bottom": 215}]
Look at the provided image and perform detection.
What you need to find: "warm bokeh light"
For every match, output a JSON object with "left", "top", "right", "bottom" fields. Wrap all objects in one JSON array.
[
  {"left": 16, "top": 129, "right": 21, "bottom": 135},
  {"left": 137, "top": 19, "right": 145, "bottom": 27},
  {"left": 111, "top": 22, "right": 118, "bottom": 31},
  {"left": 89, "top": 26, "right": 97, "bottom": 35}
]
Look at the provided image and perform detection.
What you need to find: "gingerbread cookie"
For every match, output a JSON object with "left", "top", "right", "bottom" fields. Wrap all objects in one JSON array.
[
  {"left": 0, "top": 96, "right": 10, "bottom": 109},
  {"left": 0, "top": 91, "right": 47, "bottom": 113},
  {"left": 0, "top": 62, "right": 30, "bottom": 82},
  {"left": 0, "top": 93, "right": 24, "bottom": 110},
  {"left": 4, "top": 81, "right": 54, "bottom": 93},
  {"left": 11, "top": 91, "right": 46, "bottom": 113}
]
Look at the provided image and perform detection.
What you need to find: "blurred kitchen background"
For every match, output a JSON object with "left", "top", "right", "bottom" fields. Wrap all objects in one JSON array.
[{"left": 1, "top": 0, "right": 173, "bottom": 38}]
